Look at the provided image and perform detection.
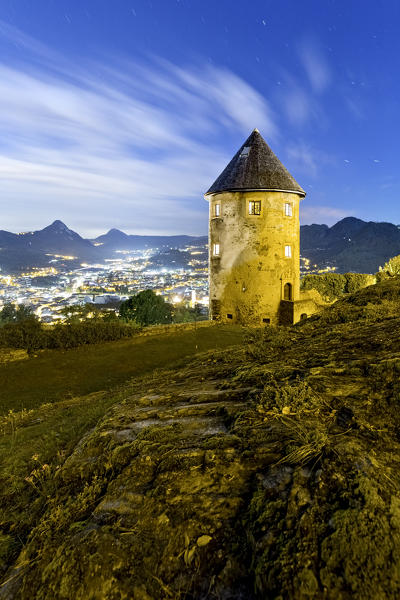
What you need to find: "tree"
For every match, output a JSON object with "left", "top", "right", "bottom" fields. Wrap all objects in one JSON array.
[
  {"left": 172, "top": 303, "right": 205, "bottom": 323},
  {"left": 59, "top": 304, "right": 92, "bottom": 323},
  {"left": 0, "top": 303, "right": 37, "bottom": 325},
  {"left": 0, "top": 304, "right": 43, "bottom": 354},
  {"left": 119, "top": 290, "right": 172, "bottom": 326},
  {"left": 60, "top": 303, "right": 119, "bottom": 323}
]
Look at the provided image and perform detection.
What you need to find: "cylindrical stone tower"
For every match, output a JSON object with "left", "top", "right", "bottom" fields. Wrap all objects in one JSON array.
[{"left": 205, "top": 129, "right": 306, "bottom": 326}]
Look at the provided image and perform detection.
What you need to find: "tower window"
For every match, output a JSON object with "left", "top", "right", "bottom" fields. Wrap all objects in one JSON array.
[
  {"left": 213, "top": 243, "right": 220, "bottom": 256},
  {"left": 227, "top": 313, "right": 233, "bottom": 319},
  {"left": 249, "top": 201, "right": 261, "bottom": 215},
  {"left": 285, "top": 245, "right": 292, "bottom": 258},
  {"left": 285, "top": 203, "right": 293, "bottom": 216},
  {"left": 214, "top": 203, "right": 221, "bottom": 217},
  {"left": 240, "top": 146, "right": 250, "bottom": 157}
]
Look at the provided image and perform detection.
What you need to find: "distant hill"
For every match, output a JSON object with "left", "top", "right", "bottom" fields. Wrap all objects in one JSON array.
[
  {"left": 301, "top": 216, "right": 400, "bottom": 273},
  {"left": 27, "top": 220, "right": 98, "bottom": 257},
  {"left": 1, "top": 217, "right": 400, "bottom": 274},
  {"left": 0, "top": 220, "right": 100, "bottom": 272},
  {"left": 147, "top": 248, "right": 193, "bottom": 269},
  {"left": 93, "top": 228, "right": 207, "bottom": 252},
  {"left": 0, "top": 221, "right": 102, "bottom": 273}
]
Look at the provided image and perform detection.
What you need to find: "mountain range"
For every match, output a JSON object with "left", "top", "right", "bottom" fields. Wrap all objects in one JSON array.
[
  {"left": 0, "top": 217, "right": 399, "bottom": 274},
  {"left": 0, "top": 221, "right": 207, "bottom": 273},
  {"left": 301, "top": 216, "right": 400, "bottom": 273}
]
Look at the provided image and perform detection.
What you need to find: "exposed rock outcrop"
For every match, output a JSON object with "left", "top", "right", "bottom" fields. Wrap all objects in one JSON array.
[{"left": 2, "top": 279, "right": 400, "bottom": 599}]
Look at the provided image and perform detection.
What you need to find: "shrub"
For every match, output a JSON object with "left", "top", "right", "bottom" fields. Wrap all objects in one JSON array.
[
  {"left": 172, "top": 303, "right": 205, "bottom": 323},
  {"left": 301, "top": 273, "right": 374, "bottom": 301},
  {"left": 45, "top": 320, "right": 140, "bottom": 349},
  {"left": 0, "top": 320, "right": 140, "bottom": 352},
  {"left": 0, "top": 319, "right": 45, "bottom": 354},
  {"left": 345, "top": 273, "right": 375, "bottom": 294},
  {"left": 301, "top": 274, "right": 347, "bottom": 301}
]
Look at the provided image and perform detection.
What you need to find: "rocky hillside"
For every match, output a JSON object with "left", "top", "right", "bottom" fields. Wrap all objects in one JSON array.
[{"left": 2, "top": 280, "right": 400, "bottom": 598}]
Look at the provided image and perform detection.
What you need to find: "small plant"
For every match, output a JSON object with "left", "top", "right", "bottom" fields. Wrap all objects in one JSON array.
[
  {"left": 24, "top": 454, "right": 55, "bottom": 497},
  {"left": 257, "top": 379, "right": 325, "bottom": 417},
  {"left": 277, "top": 420, "right": 331, "bottom": 466},
  {"left": 0, "top": 407, "right": 35, "bottom": 437}
]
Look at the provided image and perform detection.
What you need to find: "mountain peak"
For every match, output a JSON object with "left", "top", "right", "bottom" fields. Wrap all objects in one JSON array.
[
  {"left": 50, "top": 220, "right": 68, "bottom": 229},
  {"left": 44, "top": 220, "right": 75, "bottom": 235},
  {"left": 330, "top": 217, "right": 366, "bottom": 236},
  {"left": 107, "top": 228, "right": 128, "bottom": 236},
  {"left": 40, "top": 220, "right": 82, "bottom": 240},
  {"left": 96, "top": 228, "right": 130, "bottom": 240},
  {"left": 334, "top": 217, "right": 365, "bottom": 226}
]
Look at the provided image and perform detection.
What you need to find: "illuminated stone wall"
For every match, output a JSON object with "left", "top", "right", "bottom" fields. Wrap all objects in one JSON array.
[{"left": 207, "top": 190, "right": 304, "bottom": 325}]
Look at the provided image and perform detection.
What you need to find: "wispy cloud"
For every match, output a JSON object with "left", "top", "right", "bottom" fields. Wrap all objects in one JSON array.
[
  {"left": 286, "top": 140, "right": 335, "bottom": 179},
  {"left": 276, "top": 70, "right": 327, "bottom": 129},
  {"left": 287, "top": 143, "right": 318, "bottom": 176},
  {"left": 298, "top": 40, "right": 331, "bottom": 94},
  {"left": 0, "top": 22, "right": 277, "bottom": 236},
  {"left": 275, "top": 39, "right": 331, "bottom": 129}
]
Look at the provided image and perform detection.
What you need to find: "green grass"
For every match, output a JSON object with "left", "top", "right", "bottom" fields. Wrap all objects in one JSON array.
[
  {"left": 0, "top": 323, "right": 245, "bottom": 572},
  {"left": 0, "top": 392, "right": 112, "bottom": 493},
  {"left": 0, "top": 324, "right": 245, "bottom": 415},
  {"left": 0, "top": 388, "right": 128, "bottom": 573}
]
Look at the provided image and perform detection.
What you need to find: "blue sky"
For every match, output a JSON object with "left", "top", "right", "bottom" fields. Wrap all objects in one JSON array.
[{"left": 0, "top": 0, "right": 398, "bottom": 236}]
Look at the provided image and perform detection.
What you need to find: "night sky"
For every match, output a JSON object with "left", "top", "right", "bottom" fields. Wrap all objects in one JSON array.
[{"left": 0, "top": 0, "right": 398, "bottom": 236}]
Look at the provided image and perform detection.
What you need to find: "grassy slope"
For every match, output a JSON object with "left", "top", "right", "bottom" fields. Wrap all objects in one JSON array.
[
  {"left": 0, "top": 323, "right": 245, "bottom": 593},
  {"left": 0, "top": 323, "right": 244, "bottom": 414},
  {"left": 2, "top": 282, "right": 400, "bottom": 598}
]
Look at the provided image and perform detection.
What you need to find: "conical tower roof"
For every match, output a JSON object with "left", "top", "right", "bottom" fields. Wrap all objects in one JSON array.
[{"left": 205, "top": 129, "right": 305, "bottom": 197}]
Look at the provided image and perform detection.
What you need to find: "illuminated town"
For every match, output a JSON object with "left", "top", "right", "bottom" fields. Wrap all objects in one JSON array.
[
  {"left": 0, "top": 243, "right": 209, "bottom": 322},
  {"left": 0, "top": 240, "right": 332, "bottom": 323}
]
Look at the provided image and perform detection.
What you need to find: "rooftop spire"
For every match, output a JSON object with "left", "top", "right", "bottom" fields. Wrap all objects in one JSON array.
[{"left": 205, "top": 129, "right": 305, "bottom": 197}]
